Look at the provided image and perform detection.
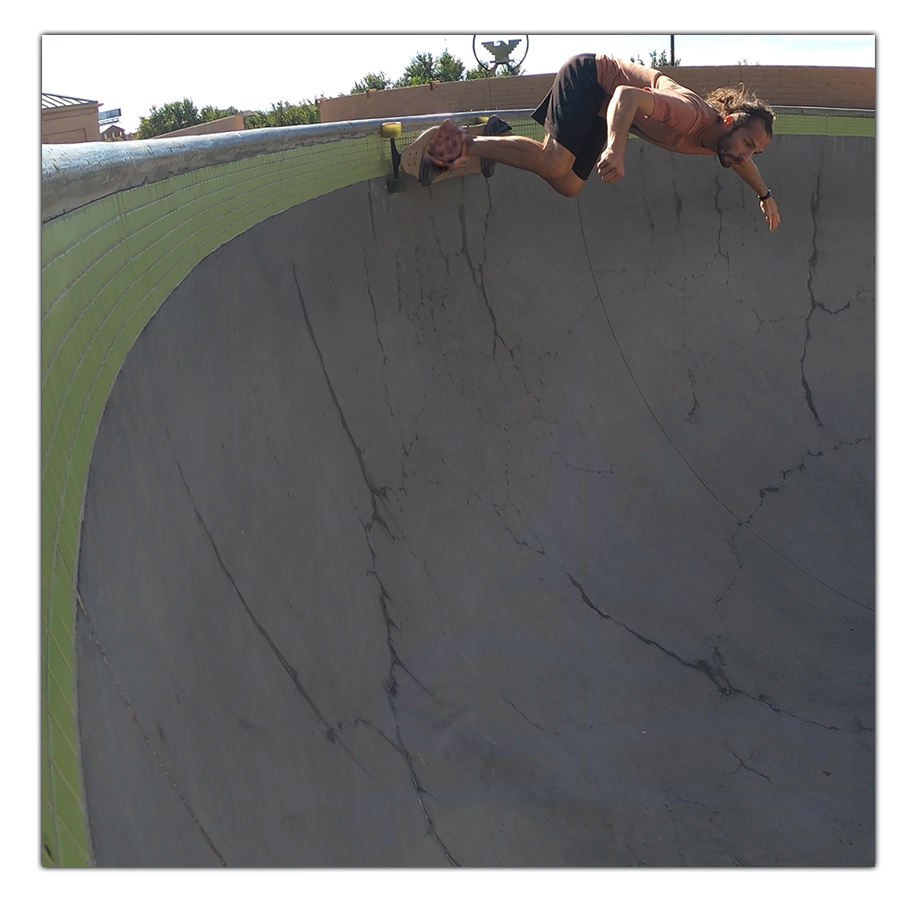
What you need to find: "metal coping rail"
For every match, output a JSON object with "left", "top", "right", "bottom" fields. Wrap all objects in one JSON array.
[{"left": 41, "top": 107, "right": 874, "bottom": 223}]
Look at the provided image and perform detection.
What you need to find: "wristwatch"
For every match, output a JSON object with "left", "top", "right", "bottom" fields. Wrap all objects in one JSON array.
[{"left": 758, "top": 190, "right": 772, "bottom": 201}]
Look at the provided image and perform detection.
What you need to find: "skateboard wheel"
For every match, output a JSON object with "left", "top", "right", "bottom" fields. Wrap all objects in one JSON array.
[{"left": 381, "top": 122, "right": 402, "bottom": 138}]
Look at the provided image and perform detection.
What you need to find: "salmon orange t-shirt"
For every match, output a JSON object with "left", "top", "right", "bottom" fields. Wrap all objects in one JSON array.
[{"left": 594, "top": 55, "right": 720, "bottom": 156}]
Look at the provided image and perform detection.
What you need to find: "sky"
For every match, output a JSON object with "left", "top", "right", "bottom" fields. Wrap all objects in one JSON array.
[{"left": 41, "top": 33, "right": 876, "bottom": 134}]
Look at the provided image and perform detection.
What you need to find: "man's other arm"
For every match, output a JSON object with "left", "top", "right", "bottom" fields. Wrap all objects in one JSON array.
[
  {"left": 732, "top": 159, "right": 781, "bottom": 231},
  {"left": 597, "top": 86, "right": 656, "bottom": 183}
]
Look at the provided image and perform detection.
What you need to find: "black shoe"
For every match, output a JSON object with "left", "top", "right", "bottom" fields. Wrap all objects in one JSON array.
[{"left": 480, "top": 115, "right": 513, "bottom": 179}]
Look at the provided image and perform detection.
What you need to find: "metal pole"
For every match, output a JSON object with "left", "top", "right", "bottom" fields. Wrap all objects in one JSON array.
[{"left": 670, "top": 34, "right": 675, "bottom": 65}]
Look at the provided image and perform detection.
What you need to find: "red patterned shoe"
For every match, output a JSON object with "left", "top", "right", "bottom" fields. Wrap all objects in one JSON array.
[{"left": 424, "top": 118, "right": 464, "bottom": 166}]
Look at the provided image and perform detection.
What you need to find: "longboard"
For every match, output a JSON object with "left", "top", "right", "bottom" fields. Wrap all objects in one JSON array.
[{"left": 386, "top": 119, "right": 492, "bottom": 191}]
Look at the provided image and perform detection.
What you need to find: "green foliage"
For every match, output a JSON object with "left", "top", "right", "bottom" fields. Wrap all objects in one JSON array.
[
  {"left": 137, "top": 98, "right": 242, "bottom": 138},
  {"left": 136, "top": 98, "right": 201, "bottom": 138},
  {"left": 631, "top": 50, "right": 681, "bottom": 67},
  {"left": 350, "top": 48, "right": 521, "bottom": 92},
  {"left": 351, "top": 72, "right": 392, "bottom": 93},
  {"left": 244, "top": 100, "right": 321, "bottom": 129},
  {"left": 648, "top": 49, "right": 681, "bottom": 67},
  {"left": 395, "top": 50, "right": 466, "bottom": 87},
  {"left": 200, "top": 104, "right": 240, "bottom": 122},
  {"left": 465, "top": 61, "right": 524, "bottom": 79}
]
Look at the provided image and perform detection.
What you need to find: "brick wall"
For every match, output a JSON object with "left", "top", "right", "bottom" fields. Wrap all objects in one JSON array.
[{"left": 319, "top": 66, "right": 875, "bottom": 123}]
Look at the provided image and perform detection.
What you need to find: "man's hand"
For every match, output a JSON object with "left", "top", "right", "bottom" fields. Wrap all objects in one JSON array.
[
  {"left": 597, "top": 147, "right": 625, "bottom": 183},
  {"left": 760, "top": 196, "right": 780, "bottom": 231},
  {"left": 732, "top": 160, "right": 780, "bottom": 232},
  {"left": 598, "top": 86, "right": 654, "bottom": 185}
]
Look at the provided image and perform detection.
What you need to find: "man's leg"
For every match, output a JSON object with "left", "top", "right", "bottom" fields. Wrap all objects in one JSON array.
[
  {"left": 464, "top": 53, "right": 606, "bottom": 197},
  {"left": 463, "top": 130, "right": 588, "bottom": 197}
]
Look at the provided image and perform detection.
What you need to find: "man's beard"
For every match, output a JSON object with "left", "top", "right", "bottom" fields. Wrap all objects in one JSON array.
[
  {"left": 716, "top": 137, "right": 736, "bottom": 167},
  {"left": 716, "top": 130, "right": 746, "bottom": 168}
]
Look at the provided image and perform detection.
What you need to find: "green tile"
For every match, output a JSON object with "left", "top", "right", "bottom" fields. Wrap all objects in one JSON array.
[
  {"left": 46, "top": 636, "right": 75, "bottom": 714},
  {"left": 41, "top": 789, "right": 58, "bottom": 866},
  {"left": 49, "top": 553, "right": 75, "bottom": 613},
  {"left": 53, "top": 803, "right": 90, "bottom": 867},
  {"left": 42, "top": 455, "right": 66, "bottom": 520},
  {"left": 53, "top": 518, "right": 79, "bottom": 582},
  {"left": 69, "top": 428, "right": 94, "bottom": 482},
  {"left": 80, "top": 380, "right": 115, "bottom": 437},
  {"left": 47, "top": 583, "right": 75, "bottom": 652},
  {"left": 45, "top": 710, "right": 73, "bottom": 789}
]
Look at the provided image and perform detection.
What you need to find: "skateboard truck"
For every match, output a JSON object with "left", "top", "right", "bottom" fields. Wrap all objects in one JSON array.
[
  {"left": 388, "top": 137, "right": 406, "bottom": 193},
  {"left": 382, "top": 122, "right": 407, "bottom": 193}
]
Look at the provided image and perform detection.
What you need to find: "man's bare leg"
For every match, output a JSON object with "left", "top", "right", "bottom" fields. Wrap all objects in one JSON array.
[{"left": 463, "top": 131, "right": 588, "bottom": 197}]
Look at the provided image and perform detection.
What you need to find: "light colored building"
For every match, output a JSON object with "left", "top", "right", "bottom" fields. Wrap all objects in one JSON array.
[{"left": 42, "top": 93, "right": 101, "bottom": 144}]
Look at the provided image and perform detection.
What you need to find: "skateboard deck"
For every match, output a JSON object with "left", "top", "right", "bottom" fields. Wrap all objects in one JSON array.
[
  {"left": 401, "top": 121, "right": 486, "bottom": 184},
  {"left": 388, "top": 120, "right": 492, "bottom": 189}
]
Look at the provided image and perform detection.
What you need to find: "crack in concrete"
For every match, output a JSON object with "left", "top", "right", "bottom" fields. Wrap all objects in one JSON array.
[
  {"left": 727, "top": 747, "right": 772, "bottom": 782},
  {"left": 457, "top": 201, "right": 512, "bottom": 362},
  {"left": 714, "top": 567, "right": 741, "bottom": 610},
  {"left": 386, "top": 696, "right": 460, "bottom": 866},
  {"left": 501, "top": 694, "right": 560, "bottom": 735},
  {"left": 359, "top": 519, "right": 459, "bottom": 865},
  {"left": 686, "top": 368, "right": 700, "bottom": 422},
  {"left": 74, "top": 586, "right": 228, "bottom": 866},
  {"left": 367, "top": 183, "right": 378, "bottom": 244},
  {"left": 711, "top": 177, "right": 730, "bottom": 273},
  {"left": 566, "top": 572, "right": 856, "bottom": 733},
  {"left": 469, "top": 493, "right": 547, "bottom": 557},
  {"left": 363, "top": 257, "right": 389, "bottom": 370},
  {"left": 547, "top": 447, "right": 615, "bottom": 479},
  {"left": 292, "top": 262, "right": 397, "bottom": 542},
  {"left": 575, "top": 200, "right": 871, "bottom": 614},
  {"left": 744, "top": 435, "right": 874, "bottom": 529},
  {"left": 170, "top": 453, "right": 380, "bottom": 768},
  {"left": 291, "top": 267, "right": 460, "bottom": 862},
  {"left": 801, "top": 167, "right": 825, "bottom": 427},
  {"left": 672, "top": 162, "right": 683, "bottom": 226},
  {"left": 744, "top": 448, "right": 825, "bottom": 527}
]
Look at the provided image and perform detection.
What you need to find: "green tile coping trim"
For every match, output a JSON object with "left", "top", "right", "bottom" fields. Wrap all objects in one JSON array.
[{"left": 40, "top": 107, "right": 874, "bottom": 867}]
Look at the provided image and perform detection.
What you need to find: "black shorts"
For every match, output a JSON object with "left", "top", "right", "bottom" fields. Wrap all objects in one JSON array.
[{"left": 531, "top": 53, "right": 610, "bottom": 181}]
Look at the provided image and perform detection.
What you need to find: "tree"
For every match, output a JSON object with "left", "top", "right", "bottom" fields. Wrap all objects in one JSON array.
[
  {"left": 200, "top": 104, "right": 240, "bottom": 122},
  {"left": 395, "top": 50, "right": 466, "bottom": 87},
  {"left": 465, "top": 62, "right": 524, "bottom": 80},
  {"left": 647, "top": 48, "right": 680, "bottom": 67},
  {"left": 137, "top": 98, "right": 201, "bottom": 138},
  {"left": 434, "top": 49, "right": 466, "bottom": 83},
  {"left": 348, "top": 48, "right": 523, "bottom": 96},
  {"left": 136, "top": 98, "right": 242, "bottom": 138},
  {"left": 244, "top": 100, "right": 320, "bottom": 129},
  {"left": 351, "top": 72, "right": 392, "bottom": 94}
]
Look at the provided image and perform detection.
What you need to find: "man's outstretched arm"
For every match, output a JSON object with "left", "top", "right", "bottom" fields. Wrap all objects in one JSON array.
[
  {"left": 597, "top": 86, "right": 656, "bottom": 183},
  {"left": 732, "top": 159, "right": 781, "bottom": 231}
]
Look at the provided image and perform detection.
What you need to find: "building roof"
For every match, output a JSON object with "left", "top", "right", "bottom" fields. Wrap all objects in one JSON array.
[{"left": 42, "top": 93, "right": 98, "bottom": 110}]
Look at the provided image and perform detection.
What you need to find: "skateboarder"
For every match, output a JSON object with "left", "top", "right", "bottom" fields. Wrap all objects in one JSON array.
[{"left": 424, "top": 53, "right": 781, "bottom": 231}]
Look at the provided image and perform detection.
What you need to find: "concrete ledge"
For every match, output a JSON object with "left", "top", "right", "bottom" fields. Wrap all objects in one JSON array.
[{"left": 40, "top": 111, "right": 530, "bottom": 222}]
